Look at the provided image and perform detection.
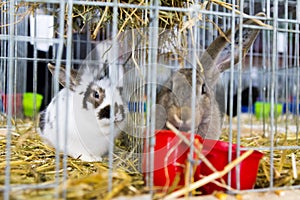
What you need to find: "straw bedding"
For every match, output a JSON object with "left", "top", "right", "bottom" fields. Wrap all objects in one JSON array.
[{"left": 1, "top": 113, "right": 299, "bottom": 199}]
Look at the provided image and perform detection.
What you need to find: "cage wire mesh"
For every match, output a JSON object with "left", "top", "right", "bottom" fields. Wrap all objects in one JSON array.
[{"left": 1, "top": 0, "right": 300, "bottom": 199}]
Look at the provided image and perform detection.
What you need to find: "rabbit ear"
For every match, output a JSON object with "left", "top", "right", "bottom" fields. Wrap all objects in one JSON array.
[
  {"left": 48, "top": 63, "right": 80, "bottom": 89},
  {"left": 200, "top": 12, "right": 265, "bottom": 86}
]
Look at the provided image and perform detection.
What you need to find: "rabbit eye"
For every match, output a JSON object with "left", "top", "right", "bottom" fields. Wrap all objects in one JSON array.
[
  {"left": 201, "top": 84, "right": 207, "bottom": 95},
  {"left": 93, "top": 91, "right": 100, "bottom": 99}
]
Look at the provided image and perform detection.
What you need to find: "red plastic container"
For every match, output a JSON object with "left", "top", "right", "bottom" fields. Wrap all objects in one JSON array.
[
  {"left": 196, "top": 139, "right": 264, "bottom": 194},
  {"left": 1, "top": 93, "right": 23, "bottom": 116},
  {"left": 142, "top": 130, "right": 203, "bottom": 188},
  {"left": 142, "top": 130, "right": 263, "bottom": 194}
]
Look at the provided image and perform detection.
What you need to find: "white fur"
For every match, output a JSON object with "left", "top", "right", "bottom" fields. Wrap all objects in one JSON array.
[{"left": 39, "top": 77, "right": 125, "bottom": 162}]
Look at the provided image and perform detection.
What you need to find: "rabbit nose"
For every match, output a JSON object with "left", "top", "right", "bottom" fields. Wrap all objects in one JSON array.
[
  {"left": 174, "top": 106, "right": 192, "bottom": 125},
  {"left": 180, "top": 107, "right": 192, "bottom": 123}
]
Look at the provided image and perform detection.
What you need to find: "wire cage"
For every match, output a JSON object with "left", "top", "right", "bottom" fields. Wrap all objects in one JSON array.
[{"left": 1, "top": 0, "right": 300, "bottom": 199}]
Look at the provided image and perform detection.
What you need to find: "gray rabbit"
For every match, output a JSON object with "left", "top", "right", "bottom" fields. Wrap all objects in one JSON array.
[{"left": 156, "top": 13, "right": 265, "bottom": 139}]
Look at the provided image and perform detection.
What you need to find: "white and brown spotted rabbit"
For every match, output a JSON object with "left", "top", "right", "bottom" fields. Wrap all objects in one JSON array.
[{"left": 39, "top": 50, "right": 126, "bottom": 162}]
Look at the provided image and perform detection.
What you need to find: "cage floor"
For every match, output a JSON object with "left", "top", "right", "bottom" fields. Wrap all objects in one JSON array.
[
  {"left": 113, "top": 190, "right": 300, "bottom": 200},
  {"left": 0, "top": 118, "right": 144, "bottom": 199},
  {"left": 0, "top": 114, "right": 300, "bottom": 199}
]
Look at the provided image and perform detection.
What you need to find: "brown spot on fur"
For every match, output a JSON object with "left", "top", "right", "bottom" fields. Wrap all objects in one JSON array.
[
  {"left": 98, "top": 105, "right": 110, "bottom": 119},
  {"left": 83, "top": 83, "right": 105, "bottom": 109},
  {"left": 39, "top": 111, "right": 46, "bottom": 131},
  {"left": 114, "top": 103, "right": 125, "bottom": 121}
]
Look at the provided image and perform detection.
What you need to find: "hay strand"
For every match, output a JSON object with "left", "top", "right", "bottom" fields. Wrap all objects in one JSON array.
[{"left": 163, "top": 149, "right": 254, "bottom": 200}]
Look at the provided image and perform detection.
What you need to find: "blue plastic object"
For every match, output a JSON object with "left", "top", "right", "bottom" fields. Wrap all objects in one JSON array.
[
  {"left": 283, "top": 103, "right": 300, "bottom": 114},
  {"left": 128, "top": 101, "right": 146, "bottom": 112},
  {"left": 0, "top": 98, "right": 3, "bottom": 112},
  {"left": 241, "top": 105, "right": 255, "bottom": 113}
]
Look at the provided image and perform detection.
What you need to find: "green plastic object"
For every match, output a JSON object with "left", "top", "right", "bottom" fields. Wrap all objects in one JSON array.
[
  {"left": 22, "top": 93, "right": 43, "bottom": 117},
  {"left": 274, "top": 103, "right": 283, "bottom": 118},
  {"left": 255, "top": 101, "right": 283, "bottom": 120}
]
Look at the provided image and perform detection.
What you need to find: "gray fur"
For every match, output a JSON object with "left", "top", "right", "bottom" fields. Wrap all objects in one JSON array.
[{"left": 156, "top": 13, "right": 265, "bottom": 139}]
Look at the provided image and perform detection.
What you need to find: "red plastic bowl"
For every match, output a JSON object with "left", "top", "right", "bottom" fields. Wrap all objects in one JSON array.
[
  {"left": 142, "top": 130, "right": 263, "bottom": 194},
  {"left": 196, "top": 139, "right": 264, "bottom": 194},
  {"left": 142, "top": 130, "right": 203, "bottom": 188}
]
